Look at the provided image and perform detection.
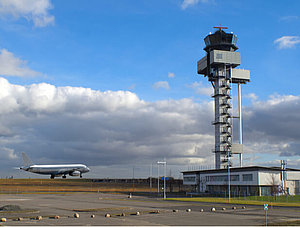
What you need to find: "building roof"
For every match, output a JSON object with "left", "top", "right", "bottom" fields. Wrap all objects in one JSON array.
[{"left": 182, "top": 166, "right": 300, "bottom": 175}]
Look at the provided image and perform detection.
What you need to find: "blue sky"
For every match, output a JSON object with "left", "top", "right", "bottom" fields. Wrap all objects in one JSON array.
[
  {"left": 0, "top": 0, "right": 299, "bottom": 178},
  {"left": 2, "top": 0, "right": 300, "bottom": 101}
]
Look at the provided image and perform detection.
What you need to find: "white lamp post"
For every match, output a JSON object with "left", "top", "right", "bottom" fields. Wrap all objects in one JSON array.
[{"left": 157, "top": 160, "right": 167, "bottom": 200}]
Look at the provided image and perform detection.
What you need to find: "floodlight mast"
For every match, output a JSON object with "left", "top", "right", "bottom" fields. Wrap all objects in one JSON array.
[{"left": 197, "top": 27, "right": 250, "bottom": 169}]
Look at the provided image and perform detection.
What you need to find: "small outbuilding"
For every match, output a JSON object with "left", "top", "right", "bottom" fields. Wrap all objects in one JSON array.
[{"left": 182, "top": 166, "right": 300, "bottom": 196}]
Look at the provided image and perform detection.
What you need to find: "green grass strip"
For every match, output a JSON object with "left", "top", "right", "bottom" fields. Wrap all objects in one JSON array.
[{"left": 167, "top": 197, "right": 300, "bottom": 207}]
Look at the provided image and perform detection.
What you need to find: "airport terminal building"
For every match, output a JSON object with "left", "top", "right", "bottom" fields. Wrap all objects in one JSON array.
[{"left": 182, "top": 166, "right": 300, "bottom": 196}]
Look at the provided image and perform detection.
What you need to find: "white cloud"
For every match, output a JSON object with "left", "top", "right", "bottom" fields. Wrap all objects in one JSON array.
[
  {"left": 245, "top": 93, "right": 258, "bottom": 103},
  {"left": 0, "top": 77, "right": 215, "bottom": 178},
  {"left": 0, "top": 0, "right": 54, "bottom": 27},
  {"left": 254, "top": 94, "right": 298, "bottom": 108},
  {"left": 168, "top": 72, "right": 175, "bottom": 78},
  {"left": 279, "top": 16, "right": 299, "bottom": 22},
  {"left": 0, "top": 78, "right": 300, "bottom": 176},
  {"left": 0, "top": 49, "right": 41, "bottom": 77},
  {"left": 181, "top": 0, "right": 209, "bottom": 10},
  {"left": 1, "top": 147, "right": 17, "bottom": 160},
  {"left": 188, "top": 81, "right": 212, "bottom": 96},
  {"left": 274, "top": 36, "right": 300, "bottom": 49},
  {"left": 153, "top": 81, "right": 170, "bottom": 90},
  {"left": 243, "top": 94, "right": 300, "bottom": 161}
]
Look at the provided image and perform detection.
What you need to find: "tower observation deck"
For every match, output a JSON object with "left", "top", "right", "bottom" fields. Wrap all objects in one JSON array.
[{"left": 197, "top": 27, "right": 250, "bottom": 169}]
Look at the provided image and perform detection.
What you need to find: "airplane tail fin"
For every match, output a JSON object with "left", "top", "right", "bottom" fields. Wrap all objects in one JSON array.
[{"left": 22, "top": 152, "right": 33, "bottom": 166}]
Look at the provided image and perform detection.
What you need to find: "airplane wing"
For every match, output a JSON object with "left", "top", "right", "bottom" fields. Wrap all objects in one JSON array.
[{"left": 57, "top": 168, "right": 81, "bottom": 176}]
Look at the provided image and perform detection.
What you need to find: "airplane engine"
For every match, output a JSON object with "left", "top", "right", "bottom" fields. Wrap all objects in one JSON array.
[{"left": 69, "top": 171, "right": 81, "bottom": 176}]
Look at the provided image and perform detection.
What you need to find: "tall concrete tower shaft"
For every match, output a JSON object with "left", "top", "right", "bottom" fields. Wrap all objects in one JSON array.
[
  {"left": 197, "top": 28, "right": 250, "bottom": 169},
  {"left": 213, "top": 66, "right": 232, "bottom": 169}
]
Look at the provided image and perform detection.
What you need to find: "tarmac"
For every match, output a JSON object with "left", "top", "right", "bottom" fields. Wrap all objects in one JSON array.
[{"left": 0, "top": 192, "right": 299, "bottom": 226}]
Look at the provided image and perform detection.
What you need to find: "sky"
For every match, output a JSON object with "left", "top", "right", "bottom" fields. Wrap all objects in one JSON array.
[{"left": 0, "top": 0, "right": 300, "bottom": 179}]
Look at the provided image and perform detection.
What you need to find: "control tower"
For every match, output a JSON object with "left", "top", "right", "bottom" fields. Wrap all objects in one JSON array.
[{"left": 197, "top": 27, "right": 250, "bottom": 169}]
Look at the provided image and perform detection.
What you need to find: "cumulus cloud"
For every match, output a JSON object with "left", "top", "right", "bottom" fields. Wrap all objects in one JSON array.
[
  {"left": 1, "top": 147, "right": 17, "bottom": 160},
  {"left": 168, "top": 72, "right": 175, "bottom": 78},
  {"left": 0, "top": 78, "right": 216, "bottom": 177},
  {"left": 153, "top": 81, "right": 170, "bottom": 90},
  {"left": 0, "top": 0, "right": 54, "bottom": 27},
  {"left": 244, "top": 94, "right": 300, "bottom": 159},
  {"left": 1, "top": 78, "right": 299, "bottom": 177},
  {"left": 245, "top": 93, "right": 258, "bottom": 103},
  {"left": 0, "top": 49, "right": 41, "bottom": 77},
  {"left": 274, "top": 36, "right": 300, "bottom": 49},
  {"left": 279, "top": 16, "right": 299, "bottom": 22},
  {"left": 181, "top": 0, "right": 209, "bottom": 10},
  {"left": 188, "top": 81, "right": 212, "bottom": 96}
]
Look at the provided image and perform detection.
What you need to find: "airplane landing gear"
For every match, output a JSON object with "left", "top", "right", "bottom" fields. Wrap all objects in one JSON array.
[
  {"left": 80, "top": 174, "right": 82, "bottom": 178},
  {"left": 62, "top": 175, "right": 66, "bottom": 179},
  {"left": 50, "top": 175, "right": 55, "bottom": 179}
]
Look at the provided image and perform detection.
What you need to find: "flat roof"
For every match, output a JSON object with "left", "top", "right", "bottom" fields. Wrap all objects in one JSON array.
[{"left": 182, "top": 166, "right": 300, "bottom": 174}]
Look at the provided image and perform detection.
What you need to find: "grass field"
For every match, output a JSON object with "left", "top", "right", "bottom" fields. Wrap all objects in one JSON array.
[
  {"left": 0, "top": 179, "right": 148, "bottom": 193},
  {"left": 2, "top": 179, "right": 299, "bottom": 208},
  {"left": 167, "top": 195, "right": 300, "bottom": 207},
  {"left": 238, "top": 195, "right": 300, "bottom": 203},
  {"left": 274, "top": 220, "right": 300, "bottom": 226},
  {"left": 0, "top": 178, "right": 185, "bottom": 194}
]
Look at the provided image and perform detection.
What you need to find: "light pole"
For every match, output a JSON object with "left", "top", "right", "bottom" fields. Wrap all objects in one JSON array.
[
  {"left": 150, "top": 163, "right": 152, "bottom": 193},
  {"left": 157, "top": 163, "right": 160, "bottom": 197},
  {"left": 227, "top": 151, "right": 230, "bottom": 203},
  {"left": 157, "top": 160, "right": 167, "bottom": 200},
  {"left": 238, "top": 83, "right": 243, "bottom": 167},
  {"left": 133, "top": 166, "right": 135, "bottom": 193}
]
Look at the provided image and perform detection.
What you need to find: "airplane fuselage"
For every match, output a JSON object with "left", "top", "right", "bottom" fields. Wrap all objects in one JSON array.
[{"left": 21, "top": 164, "right": 90, "bottom": 178}]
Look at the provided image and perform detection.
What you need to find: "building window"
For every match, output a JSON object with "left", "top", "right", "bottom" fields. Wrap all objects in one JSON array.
[
  {"left": 295, "top": 181, "right": 300, "bottom": 195},
  {"left": 260, "top": 186, "right": 271, "bottom": 196},
  {"left": 231, "top": 175, "right": 240, "bottom": 181},
  {"left": 206, "top": 176, "right": 209, "bottom": 182},
  {"left": 209, "top": 175, "right": 239, "bottom": 182},
  {"left": 184, "top": 176, "right": 196, "bottom": 182},
  {"left": 216, "top": 53, "right": 223, "bottom": 59},
  {"left": 210, "top": 175, "right": 227, "bottom": 182},
  {"left": 242, "top": 174, "right": 253, "bottom": 181}
]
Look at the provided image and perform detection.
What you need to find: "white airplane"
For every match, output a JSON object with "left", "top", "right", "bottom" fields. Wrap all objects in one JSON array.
[{"left": 20, "top": 152, "right": 90, "bottom": 179}]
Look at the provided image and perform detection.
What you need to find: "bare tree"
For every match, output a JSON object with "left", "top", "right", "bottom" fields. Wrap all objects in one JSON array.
[{"left": 270, "top": 173, "right": 280, "bottom": 200}]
